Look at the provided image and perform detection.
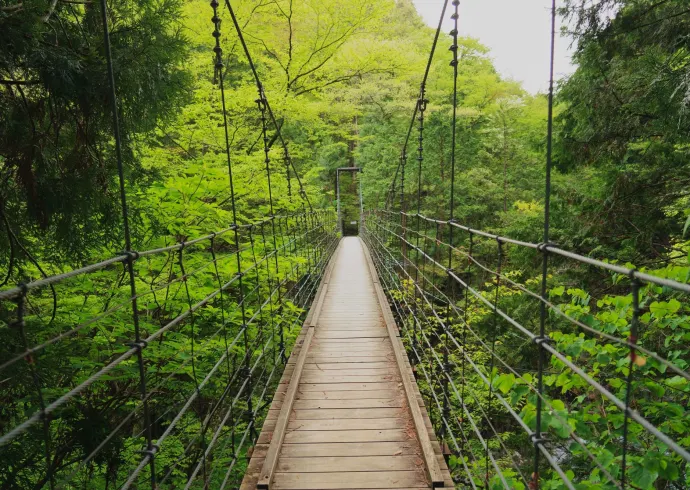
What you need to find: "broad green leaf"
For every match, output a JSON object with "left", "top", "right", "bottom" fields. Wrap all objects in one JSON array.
[{"left": 629, "top": 463, "right": 658, "bottom": 489}]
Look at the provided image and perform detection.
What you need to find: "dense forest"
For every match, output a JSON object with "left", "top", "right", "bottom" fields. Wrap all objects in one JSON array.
[{"left": 1, "top": 0, "right": 689, "bottom": 488}]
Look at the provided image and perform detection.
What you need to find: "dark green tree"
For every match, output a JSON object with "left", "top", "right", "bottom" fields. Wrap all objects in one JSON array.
[
  {"left": 557, "top": 0, "right": 690, "bottom": 261},
  {"left": 0, "top": 0, "right": 191, "bottom": 263}
]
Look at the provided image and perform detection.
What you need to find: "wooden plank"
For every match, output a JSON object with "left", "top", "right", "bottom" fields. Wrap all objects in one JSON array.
[
  {"left": 303, "top": 362, "right": 393, "bottom": 370},
  {"left": 279, "top": 441, "right": 420, "bottom": 457},
  {"left": 276, "top": 388, "right": 400, "bottom": 402},
  {"left": 272, "top": 471, "right": 427, "bottom": 489},
  {"left": 311, "top": 338, "right": 390, "bottom": 344},
  {"left": 299, "top": 374, "right": 400, "bottom": 384},
  {"left": 307, "top": 351, "right": 394, "bottom": 358},
  {"left": 257, "top": 242, "right": 340, "bottom": 490},
  {"left": 315, "top": 326, "right": 388, "bottom": 331},
  {"left": 301, "top": 370, "right": 398, "bottom": 378},
  {"left": 319, "top": 311, "right": 381, "bottom": 315},
  {"left": 308, "top": 345, "right": 392, "bottom": 352},
  {"left": 317, "top": 322, "right": 381, "bottom": 327},
  {"left": 275, "top": 389, "right": 400, "bottom": 403},
  {"left": 293, "top": 398, "right": 402, "bottom": 410},
  {"left": 310, "top": 345, "right": 389, "bottom": 351},
  {"left": 307, "top": 346, "right": 391, "bottom": 352},
  {"left": 361, "top": 240, "right": 444, "bottom": 488},
  {"left": 287, "top": 418, "right": 406, "bottom": 431},
  {"left": 284, "top": 429, "right": 411, "bottom": 444},
  {"left": 306, "top": 356, "right": 393, "bottom": 363},
  {"left": 298, "top": 382, "right": 397, "bottom": 391},
  {"left": 307, "top": 349, "right": 393, "bottom": 357},
  {"left": 266, "top": 412, "right": 422, "bottom": 429},
  {"left": 319, "top": 305, "right": 380, "bottom": 309},
  {"left": 318, "top": 311, "right": 374, "bottom": 315},
  {"left": 315, "top": 331, "right": 388, "bottom": 339},
  {"left": 264, "top": 414, "right": 434, "bottom": 434},
  {"left": 308, "top": 350, "right": 392, "bottom": 357},
  {"left": 277, "top": 455, "right": 425, "bottom": 473},
  {"left": 321, "top": 304, "right": 376, "bottom": 307},
  {"left": 290, "top": 408, "right": 403, "bottom": 419},
  {"left": 296, "top": 390, "right": 400, "bottom": 400},
  {"left": 307, "top": 346, "right": 397, "bottom": 358},
  {"left": 319, "top": 312, "right": 381, "bottom": 316}
]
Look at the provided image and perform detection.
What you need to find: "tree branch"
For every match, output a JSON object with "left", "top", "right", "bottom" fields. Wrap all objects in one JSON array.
[{"left": 42, "top": 0, "right": 59, "bottom": 22}]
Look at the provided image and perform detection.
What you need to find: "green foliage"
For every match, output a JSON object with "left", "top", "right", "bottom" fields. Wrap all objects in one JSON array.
[
  {"left": 365, "top": 205, "right": 690, "bottom": 488},
  {"left": 0, "top": 0, "right": 192, "bottom": 256},
  {"left": 0, "top": 213, "right": 337, "bottom": 488},
  {"left": 556, "top": 0, "right": 690, "bottom": 260}
]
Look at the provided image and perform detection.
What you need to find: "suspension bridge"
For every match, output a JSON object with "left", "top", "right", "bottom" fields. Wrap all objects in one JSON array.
[{"left": 1, "top": 0, "right": 689, "bottom": 489}]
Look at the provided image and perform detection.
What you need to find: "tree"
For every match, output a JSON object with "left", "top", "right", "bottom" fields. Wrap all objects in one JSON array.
[
  {"left": 0, "top": 0, "right": 191, "bottom": 261},
  {"left": 556, "top": 0, "right": 690, "bottom": 261}
]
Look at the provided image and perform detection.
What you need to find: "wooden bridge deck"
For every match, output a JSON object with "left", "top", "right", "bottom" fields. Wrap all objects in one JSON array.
[{"left": 241, "top": 237, "right": 453, "bottom": 489}]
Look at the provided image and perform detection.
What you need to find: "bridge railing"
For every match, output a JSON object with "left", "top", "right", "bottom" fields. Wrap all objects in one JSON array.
[
  {"left": 362, "top": 209, "right": 690, "bottom": 490},
  {"left": 0, "top": 210, "right": 337, "bottom": 489}
]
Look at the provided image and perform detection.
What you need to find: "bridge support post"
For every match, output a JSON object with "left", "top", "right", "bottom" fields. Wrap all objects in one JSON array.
[
  {"left": 336, "top": 167, "right": 362, "bottom": 236},
  {"left": 336, "top": 169, "right": 341, "bottom": 235}
]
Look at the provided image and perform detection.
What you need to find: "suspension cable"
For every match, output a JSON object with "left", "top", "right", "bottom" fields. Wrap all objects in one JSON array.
[
  {"left": 385, "top": 0, "right": 450, "bottom": 209},
  {"left": 534, "top": 1, "right": 557, "bottom": 486},
  {"left": 224, "top": 0, "right": 313, "bottom": 211},
  {"left": 98, "top": 0, "right": 156, "bottom": 486}
]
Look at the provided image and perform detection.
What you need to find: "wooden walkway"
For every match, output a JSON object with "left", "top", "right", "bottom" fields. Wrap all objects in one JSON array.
[{"left": 241, "top": 237, "right": 453, "bottom": 489}]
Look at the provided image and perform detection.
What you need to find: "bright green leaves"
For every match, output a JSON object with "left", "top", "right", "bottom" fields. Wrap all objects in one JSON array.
[
  {"left": 649, "top": 299, "right": 681, "bottom": 318},
  {"left": 543, "top": 399, "right": 573, "bottom": 439},
  {"left": 520, "top": 402, "right": 537, "bottom": 431},
  {"left": 493, "top": 372, "right": 516, "bottom": 394},
  {"left": 536, "top": 263, "right": 690, "bottom": 489},
  {"left": 644, "top": 380, "right": 665, "bottom": 398},
  {"left": 657, "top": 456, "right": 680, "bottom": 481},
  {"left": 519, "top": 398, "right": 573, "bottom": 439},
  {"left": 491, "top": 371, "right": 533, "bottom": 406},
  {"left": 490, "top": 470, "right": 526, "bottom": 490},
  {"left": 510, "top": 385, "right": 530, "bottom": 405},
  {"left": 666, "top": 376, "right": 689, "bottom": 391},
  {"left": 567, "top": 288, "right": 590, "bottom": 305},
  {"left": 629, "top": 454, "right": 662, "bottom": 490},
  {"left": 596, "top": 351, "right": 611, "bottom": 364}
]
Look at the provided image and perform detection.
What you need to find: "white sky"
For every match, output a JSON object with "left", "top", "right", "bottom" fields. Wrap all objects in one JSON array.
[{"left": 411, "top": 0, "right": 576, "bottom": 93}]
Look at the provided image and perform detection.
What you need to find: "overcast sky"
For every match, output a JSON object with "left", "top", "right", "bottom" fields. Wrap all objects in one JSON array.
[{"left": 411, "top": 0, "right": 575, "bottom": 93}]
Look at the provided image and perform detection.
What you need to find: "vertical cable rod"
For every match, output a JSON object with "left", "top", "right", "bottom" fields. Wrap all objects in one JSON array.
[
  {"left": 210, "top": 0, "right": 252, "bottom": 466},
  {"left": 98, "top": 0, "right": 156, "bottom": 486},
  {"left": 416, "top": 93, "right": 428, "bottom": 280},
  {"left": 448, "top": 0, "right": 460, "bottom": 238},
  {"left": 443, "top": 0, "right": 460, "bottom": 458},
  {"left": 224, "top": 0, "right": 312, "bottom": 211},
  {"left": 358, "top": 172, "right": 365, "bottom": 231},
  {"left": 621, "top": 276, "right": 641, "bottom": 488},
  {"left": 412, "top": 92, "right": 427, "bottom": 362},
  {"left": 336, "top": 170, "right": 341, "bottom": 235},
  {"left": 400, "top": 151, "right": 407, "bottom": 262},
  {"left": 533, "top": 1, "right": 557, "bottom": 487},
  {"left": 486, "top": 239, "right": 503, "bottom": 486},
  {"left": 385, "top": 0, "right": 451, "bottom": 207}
]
